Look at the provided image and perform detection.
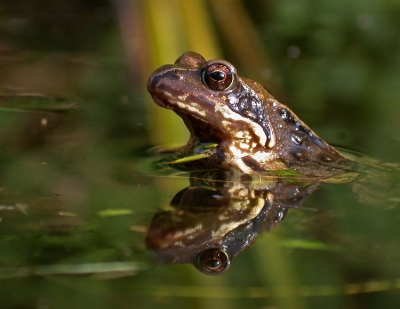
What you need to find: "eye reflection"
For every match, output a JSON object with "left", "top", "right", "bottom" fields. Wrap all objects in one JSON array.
[{"left": 196, "top": 248, "right": 231, "bottom": 275}]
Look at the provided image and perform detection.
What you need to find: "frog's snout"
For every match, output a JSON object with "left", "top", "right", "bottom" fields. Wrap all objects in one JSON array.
[{"left": 147, "top": 64, "right": 178, "bottom": 94}]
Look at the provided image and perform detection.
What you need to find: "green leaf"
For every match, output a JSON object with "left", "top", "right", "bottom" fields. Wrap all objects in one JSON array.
[
  {"left": 280, "top": 239, "right": 342, "bottom": 252},
  {"left": 97, "top": 209, "right": 134, "bottom": 217}
]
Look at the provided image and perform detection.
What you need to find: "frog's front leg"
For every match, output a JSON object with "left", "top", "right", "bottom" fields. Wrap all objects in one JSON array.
[{"left": 219, "top": 140, "right": 287, "bottom": 173}]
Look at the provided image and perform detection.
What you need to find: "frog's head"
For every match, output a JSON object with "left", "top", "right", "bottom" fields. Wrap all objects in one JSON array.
[{"left": 147, "top": 51, "right": 272, "bottom": 148}]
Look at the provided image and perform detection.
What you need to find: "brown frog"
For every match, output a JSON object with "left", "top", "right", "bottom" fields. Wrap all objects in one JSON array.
[{"left": 147, "top": 51, "right": 353, "bottom": 177}]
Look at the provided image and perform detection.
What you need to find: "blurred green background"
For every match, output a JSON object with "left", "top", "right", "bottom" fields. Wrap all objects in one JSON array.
[
  {"left": 2, "top": 0, "right": 399, "bottom": 156},
  {"left": 0, "top": 0, "right": 400, "bottom": 308}
]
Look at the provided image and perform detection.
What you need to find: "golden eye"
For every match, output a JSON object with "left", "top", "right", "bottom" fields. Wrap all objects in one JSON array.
[
  {"left": 196, "top": 248, "right": 231, "bottom": 275},
  {"left": 202, "top": 64, "right": 233, "bottom": 91}
]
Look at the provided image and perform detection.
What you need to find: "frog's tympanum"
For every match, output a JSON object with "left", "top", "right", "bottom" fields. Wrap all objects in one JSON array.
[
  {"left": 148, "top": 52, "right": 353, "bottom": 177},
  {"left": 145, "top": 170, "right": 319, "bottom": 275}
]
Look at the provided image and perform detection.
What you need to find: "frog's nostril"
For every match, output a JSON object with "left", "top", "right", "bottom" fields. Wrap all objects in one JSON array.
[{"left": 172, "top": 69, "right": 178, "bottom": 78}]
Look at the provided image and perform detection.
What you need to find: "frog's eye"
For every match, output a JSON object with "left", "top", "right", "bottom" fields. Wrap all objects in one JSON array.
[
  {"left": 196, "top": 248, "right": 231, "bottom": 275},
  {"left": 202, "top": 64, "right": 233, "bottom": 91}
]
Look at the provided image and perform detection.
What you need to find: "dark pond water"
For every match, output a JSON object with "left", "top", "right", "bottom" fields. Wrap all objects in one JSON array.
[{"left": 1, "top": 1, "right": 400, "bottom": 308}]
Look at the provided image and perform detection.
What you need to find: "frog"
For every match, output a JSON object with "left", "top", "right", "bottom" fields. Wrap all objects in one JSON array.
[{"left": 147, "top": 51, "right": 354, "bottom": 177}]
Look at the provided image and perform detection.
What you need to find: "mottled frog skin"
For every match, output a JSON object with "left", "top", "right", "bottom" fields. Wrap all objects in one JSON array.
[{"left": 147, "top": 52, "right": 353, "bottom": 177}]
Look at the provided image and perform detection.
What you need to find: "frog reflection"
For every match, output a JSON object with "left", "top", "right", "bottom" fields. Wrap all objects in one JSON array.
[{"left": 146, "top": 171, "right": 319, "bottom": 275}]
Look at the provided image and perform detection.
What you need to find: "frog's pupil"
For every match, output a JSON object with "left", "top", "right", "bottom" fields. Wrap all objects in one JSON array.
[
  {"left": 205, "top": 258, "right": 221, "bottom": 268},
  {"left": 211, "top": 71, "right": 225, "bottom": 81}
]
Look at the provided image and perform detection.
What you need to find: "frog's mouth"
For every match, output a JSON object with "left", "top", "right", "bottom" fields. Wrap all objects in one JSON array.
[
  {"left": 151, "top": 95, "right": 268, "bottom": 148},
  {"left": 176, "top": 111, "right": 227, "bottom": 144}
]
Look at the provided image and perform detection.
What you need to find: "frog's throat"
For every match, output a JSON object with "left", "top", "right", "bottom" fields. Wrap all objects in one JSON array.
[{"left": 152, "top": 89, "right": 274, "bottom": 148}]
